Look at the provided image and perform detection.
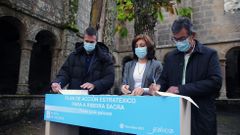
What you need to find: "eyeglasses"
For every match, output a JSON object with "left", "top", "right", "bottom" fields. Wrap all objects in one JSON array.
[{"left": 171, "top": 36, "right": 189, "bottom": 43}]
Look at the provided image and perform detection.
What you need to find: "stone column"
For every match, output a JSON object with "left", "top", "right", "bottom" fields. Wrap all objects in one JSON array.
[
  {"left": 51, "top": 48, "right": 61, "bottom": 81},
  {"left": 17, "top": 40, "right": 34, "bottom": 94},
  {"left": 218, "top": 58, "right": 227, "bottom": 99},
  {"left": 111, "top": 52, "right": 122, "bottom": 95},
  {"left": 112, "top": 64, "right": 121, "bottom": 95}
]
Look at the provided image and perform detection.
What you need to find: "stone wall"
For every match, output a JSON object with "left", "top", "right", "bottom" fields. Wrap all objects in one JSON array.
[
  {"left": 0, "top": 0, "right": 85, "bottom": 94},
  {"left": 0, "top": 0, "right": 65, "bottom": 25},
  {"left": 0, "top": 0, "right": 89, "bottom": 124},
  {"left": 192, "top": 0, "right": 240, "bottom": 44},
  {"left": 0, "top": 95, "right": 44, "bottom": 125},
  {"left": 155, "top": 0, "right": 240, "bottom": 58},
  {"left": 113, "top": 21, "right": 135, "bottom": 93},
  {"left": 77, "top": 0, "right": 92, "bottom": 34}
]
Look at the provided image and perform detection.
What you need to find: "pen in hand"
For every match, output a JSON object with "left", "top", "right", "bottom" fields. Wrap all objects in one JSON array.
[
  {"left": 57, "top": 82, "right": 62, "bottom": 93},
  {"left": 153, "top": 76, "right": 156, "bottom": 85}
]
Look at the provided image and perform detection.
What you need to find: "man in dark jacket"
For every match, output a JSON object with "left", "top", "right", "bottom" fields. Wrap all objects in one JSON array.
[
  {"left": 51, "top": 27, "right": 114, "bottom": 94},
  {"left": 157, "top": 17, "right": 222, "bottom": 135},
  {"left": 51, "top": 27, "right": 115, "bottom": 135}
]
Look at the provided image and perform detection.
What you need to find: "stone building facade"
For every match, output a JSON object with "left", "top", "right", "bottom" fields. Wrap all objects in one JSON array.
[
  {"left": 0, "top": 0, "right": 240, "bottom": 132},
  {"left": 0, "top": 0, "right": 91, "bottom": 124},
  {"left": 115, "top": 0, "right": 240, "bottom": 100},
  {"left": 1, "top": 0, "right": 239, "bottom": 100},
  {"left": 0, "top": 0, "right": 91, "bottom": 95}
]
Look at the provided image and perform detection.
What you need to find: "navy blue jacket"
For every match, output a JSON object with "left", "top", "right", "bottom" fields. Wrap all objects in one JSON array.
[
  {"left": 53, "top": 42, "right": 115, "bottom": 95},
  {"left": 158, "top": 40, "right": 222, "bottom": 135}
]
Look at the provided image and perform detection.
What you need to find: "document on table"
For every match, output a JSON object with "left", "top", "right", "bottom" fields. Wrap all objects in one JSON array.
[
  {"left": 155, "top": 91, "right": 199, "bottom": 108},
  {"left": 59, "top": 89, "right": 89, "bottom": 95}
]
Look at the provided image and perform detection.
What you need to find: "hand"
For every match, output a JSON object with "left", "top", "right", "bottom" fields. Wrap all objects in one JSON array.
[
  {"left": 166, "top": 86, "right": 179, "bottom": 94},
  {"left": 121, "top": 85, "right": 131, "bottom": 95},
  {"left": 149, "top": 83, "right": 161, "bottom": 95},
  {"left": 80, "top": 82, "right": 95, "bottom": 91},
  {"left": 51, "top": 83, "right": 61, "bottom": 93},
  {"left": 132, "top": 87, "right": 144, "bottom": 96}
]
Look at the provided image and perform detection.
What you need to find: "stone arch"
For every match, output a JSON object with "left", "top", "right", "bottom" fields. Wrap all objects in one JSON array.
[
  {"left": 28, "top": 30, "right": 57, "bottom": 94},
  {"left": 27, "top": 26, "right": 61, "bottom": 47},
  {"left": 27, "top": 24, "right": 62, "bottom": 72},
  {"left": 0, "top": 9, "right": 28, "bottom": 41},
  {"left": 225, "top": 46, "right": 240, "bottom": 98},
  {"left": 0, "top": 16, "right": 24, "bottom": 94}
]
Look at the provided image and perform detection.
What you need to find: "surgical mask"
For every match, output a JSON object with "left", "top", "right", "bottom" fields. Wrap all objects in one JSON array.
[
  {"left": 176, "top": 38, "right": 191, "bottom": 52},
  {"left": 135, "top": 47, "right": 147, "bottom": 59},
  {"left": 84, "top": 42, "right": 96, "bottom": 52}
]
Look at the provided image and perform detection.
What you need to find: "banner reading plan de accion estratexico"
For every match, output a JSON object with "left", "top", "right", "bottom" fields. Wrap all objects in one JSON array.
[{"left": 44, "top": 94, "right": 194, "bottom": 135}]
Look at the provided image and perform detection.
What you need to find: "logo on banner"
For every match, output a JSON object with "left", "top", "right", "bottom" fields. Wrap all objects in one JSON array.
[{"left": 46, "top": 111, "right": 51, "bottom": 119}]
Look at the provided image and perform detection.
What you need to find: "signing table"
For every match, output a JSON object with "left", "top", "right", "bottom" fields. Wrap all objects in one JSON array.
[{"left": 44, "top": 92, "right": 197, "bottom": 135}]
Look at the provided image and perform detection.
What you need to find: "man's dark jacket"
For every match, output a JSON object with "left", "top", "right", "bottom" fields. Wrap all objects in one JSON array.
[
  {"left": 158, "top": 40, "right": 222, "bottom": 135},
  {"left": 53, "top": 42, "right": 115, "bottom": 95}
]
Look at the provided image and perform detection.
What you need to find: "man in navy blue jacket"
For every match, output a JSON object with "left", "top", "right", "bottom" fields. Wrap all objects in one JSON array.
[
  {"left": 51, "top": 27, "right": 115, "bottom": 135},
  {"left": 157, "top": 17, "right": 222, "bottom": 135},
  {"left": 51, "top": 27, "right": 114, "bottom": 94}
]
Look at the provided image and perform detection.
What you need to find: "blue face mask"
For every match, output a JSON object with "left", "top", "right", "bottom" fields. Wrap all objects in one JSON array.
[
  {"left": 84, "top": 42, "right": 96, "bottom": 52},
  {"left": 135, "top": 47, "right": 147, "bottom": 59},
  {"left": 176, "top": 38, "right": 191, "bottom": 52}
]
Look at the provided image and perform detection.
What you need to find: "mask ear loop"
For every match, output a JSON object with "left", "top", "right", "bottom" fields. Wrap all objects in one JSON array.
[
  {"left": 188, "top": 35, "right": 196, "bottom": 50},
  {"left": 188, "top": 24, "right": 195, "bottom": 46}
]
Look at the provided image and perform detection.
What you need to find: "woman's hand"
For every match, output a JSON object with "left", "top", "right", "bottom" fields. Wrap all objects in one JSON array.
[
  {"left": 121, "top": 85, "right": 131, "bottom": 94},
  {"left": 132, "top": 87, "right": 144, "bottom": 96},
  {"left": 149, "top": 84, "right": 161, "bottom": 95}
]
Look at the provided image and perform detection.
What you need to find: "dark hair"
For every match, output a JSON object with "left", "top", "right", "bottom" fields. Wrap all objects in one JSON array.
[
  {"left": 171, "top": 17, "right": 194, "bottom": 35},
  {"left": 84, "top": 26, "right": 97, "bottom": 37},
  {"left": 132, "top": 34, "right": 156, "bottom": 60}
]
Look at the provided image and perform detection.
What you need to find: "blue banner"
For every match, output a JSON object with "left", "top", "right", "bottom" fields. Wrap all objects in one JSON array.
[{"left": 44, "top": 94, "right": 181, "bottom": 135}]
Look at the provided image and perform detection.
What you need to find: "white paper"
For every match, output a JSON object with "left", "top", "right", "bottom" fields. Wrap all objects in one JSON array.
[
  {"left": 59, "top": 89, "right": 89, "bottom": 95},
  {"left": 155, "top": 91, "right": 199, "bottom": 108}
]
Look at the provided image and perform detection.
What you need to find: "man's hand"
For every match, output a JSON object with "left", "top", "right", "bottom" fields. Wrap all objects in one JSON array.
[
  {"left": 132, "top": 87, "right": 144, "bottom": 96},
  {"left": 51, "top": 83, "right": 62, "bottom": 93},
  {"left": 166, "top": 86, "right": 179, "bottom": 94},
  {"left": 149, "top": 84, "right": 161, "bottom": 95},
  {"left": 80, "top": 82, "right": 95, "bottom": 91},
  {"left": 121, "top": 85, "right": 131, "bottom": 94}
]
